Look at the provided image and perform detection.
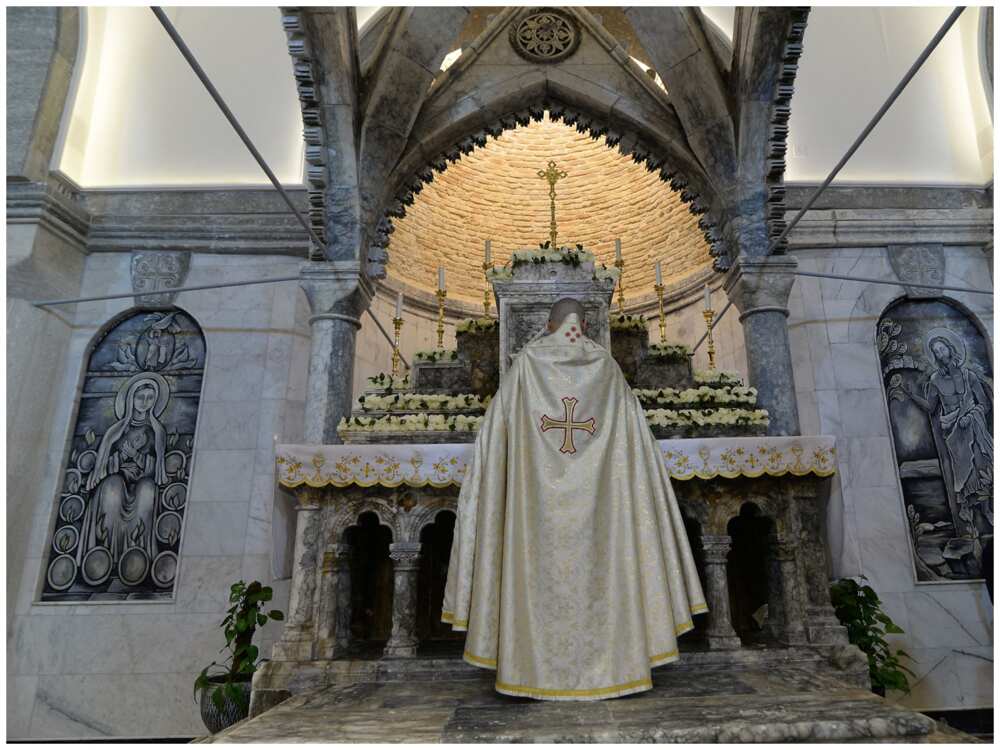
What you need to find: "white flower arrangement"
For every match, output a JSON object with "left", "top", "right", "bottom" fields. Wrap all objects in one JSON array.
[
  {"left": 358, "top": 393, "right": 490, "bottom": 413},
  {"left": 365, "top": 372, "right": 411, "bottom": 391},
  {"left": 594, "top": 265, "right": 621, "bottom": 282},
  {"left": 634, "top": 385, "right": 758, "bottom": 409},
  {"left": 485, "top": 266, "right": 513, "bottom": 281},
  {"left": 338, "top": 413, "right": 483, "bottom": 434},
  {"left": 609, "top": 313, "right": 648, "bottom": 332},
  {"left": 648, "top": 342, "right": 691, "bottom": 360},
  {"left": 455, "top": 317, "right": 499, "bottom": 334},
  {"left": 511, "top": 245, "right": 594, "bottom": 267},
  {"left": 644, "top": 407, "right": 770, "bottom": 428},
  {"left": 694, "top": 370, "right": 745, "bottom": 387},
  {"left": 414, "top": 349, "right": 459, "bottom": 364}
]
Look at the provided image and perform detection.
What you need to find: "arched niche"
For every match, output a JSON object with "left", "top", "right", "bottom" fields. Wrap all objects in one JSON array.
[
  {"left": 41, "top": 307, "right": 206, "bottom": 601},
  {"left": 877, "top": 297, "right": 993, "bottom": 582}
]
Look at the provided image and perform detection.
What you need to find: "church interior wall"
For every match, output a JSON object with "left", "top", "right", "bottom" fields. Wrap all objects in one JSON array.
[
  {"left": 8, "top": 251, "right": 309, "bottom": 739},
  {"left": 786, "top": 238, "right": 993, "bottom": 712}
]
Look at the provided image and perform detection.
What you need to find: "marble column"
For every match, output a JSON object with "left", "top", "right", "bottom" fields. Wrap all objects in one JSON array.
[
  {"left": 723, "top": 256, "right": 800, "bottom": 436},
  {"left": 272, "top": 490, "right": 323, "bottom": 661},
  {"left": 700, "top": 534, "right": 742, "bottom": 650},
  {"left": 300, "top": 261, "right": 373, "bottom": 444},
  {"left": 316, "top": 542, "right": 353, "bottom": 660},
  {"left": 794, "top": 491, "right": 850, "bottom": 645},
  {"left": 383, "top": 542, "right": 422, "bottom": 658},
  {"left": 770, "top": 534, "right": 808, "bottom": 645}
]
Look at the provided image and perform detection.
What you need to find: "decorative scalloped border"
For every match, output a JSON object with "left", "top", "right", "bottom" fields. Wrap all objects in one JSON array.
[
  {"left": 766, "top": 8, "right": 810, "bottom": 255},
  {"left": 281, "top": 8, "right": 326, "bottom": 260}
]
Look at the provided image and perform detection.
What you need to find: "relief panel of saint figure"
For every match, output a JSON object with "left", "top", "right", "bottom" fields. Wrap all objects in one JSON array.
[
  {"left": 42, "top": 309, "right": 205, "bottom": 601},
  {"left": 879, "top": 299, "right": 993, "bottom": 582}
]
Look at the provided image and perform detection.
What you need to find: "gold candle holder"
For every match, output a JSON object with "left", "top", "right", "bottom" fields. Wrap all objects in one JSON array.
[
  {"left": 614, "top": 257, "right": 625, "bottom": 313},
  {"left": 435, "top": 289, "right": 447, "bottom": 349},
  {"left": 654, "top": 283, "right": 666, "bottom": 342},
  {"left": 391, "top": 316, "right": 403, "bottom": 377},
  {"left": 482, "top": 262, "right": 493, "bottom": 317},
  {"left": 702, "top": 308, "right": 717, "bottom": 371}
]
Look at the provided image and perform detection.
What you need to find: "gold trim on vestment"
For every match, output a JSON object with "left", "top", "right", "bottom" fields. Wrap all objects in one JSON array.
[
  {"left": 495, "top": 676, "right": 654, "bottom": 699},
  {"left": 464, "top": 651, "right": 497, "bottom": 668}
]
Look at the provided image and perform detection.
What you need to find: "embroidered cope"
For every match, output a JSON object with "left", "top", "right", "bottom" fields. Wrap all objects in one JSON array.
[{"left": 441, "top": 313, "right": 708, "bottom": 700}]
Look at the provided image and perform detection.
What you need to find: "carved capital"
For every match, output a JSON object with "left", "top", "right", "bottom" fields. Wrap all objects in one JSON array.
[
  {"left": 701, "top": 533, "right": 733, "bottom": 563},
  {"left": 299, "top": 261, "right": 373, "bottom": 326},
  {"left": 389, "top": 541, "right": 422, "bottom": 568},
  {"left": 723, "top": 255, "right": 798, "bottom": 319}
]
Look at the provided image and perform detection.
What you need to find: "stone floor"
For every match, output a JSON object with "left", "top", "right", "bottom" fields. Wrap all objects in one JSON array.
[{"left": 202, "top": 653, "right": 977, "bottom": 744}]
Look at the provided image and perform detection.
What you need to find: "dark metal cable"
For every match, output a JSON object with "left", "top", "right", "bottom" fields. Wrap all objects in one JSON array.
[{"left": 773, "top": 6, "right": 966, "bottom": 250}]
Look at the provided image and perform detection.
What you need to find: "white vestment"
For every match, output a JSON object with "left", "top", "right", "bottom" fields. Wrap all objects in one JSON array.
[{"left": 442, "top": 313, "right": 708, "bottom": 700}]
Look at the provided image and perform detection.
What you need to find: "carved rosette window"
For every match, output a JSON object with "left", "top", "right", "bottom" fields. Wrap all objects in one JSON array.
[
  {"left": 41, "top": 308, "right": 206, "bottom": 601},
  {"left": 878, "top": 299, "right": 993, "bottom": 583},
  {"left": 509, "top": 8, "right": 580, "bottom": 64}
]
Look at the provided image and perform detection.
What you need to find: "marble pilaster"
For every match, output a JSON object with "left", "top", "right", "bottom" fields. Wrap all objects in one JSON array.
[
  {"left": 724, "top": 256, "right": 800, "bottom": 436},
  {"left": 701, "top": 534, "right": 742, "bottom": 650},
  {"left": 300, "top": 261, "right": 373, "bottom": 444},
  {"left": 383, "top": 541, "right": 422, "bottom": 658},
  {"left": 315, "top": 542, "right": 353, "bottom": 659},
  {"left": 272, "top": 491, "right": 323, "bottom": 661}
]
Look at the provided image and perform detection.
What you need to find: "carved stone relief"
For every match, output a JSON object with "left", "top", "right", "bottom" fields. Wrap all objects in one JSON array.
[
  {"left": 887, "top": 244, "right": 945, "bottom": 299},
  {"left": 131, "top": 251, "right": 191, "bottom": 306},
  {"left": 509, "top": 8, "right": 580, "bottom": 63},
  {"left": 41, "top": 308, "right": 206, "bottom": 601},
  {"left": 879, "top": 298, "right": 993, "bottom": 581}
]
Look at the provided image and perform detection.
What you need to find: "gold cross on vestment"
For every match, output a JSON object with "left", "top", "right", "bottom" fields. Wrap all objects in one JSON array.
[
  {"left": 537, "top": 160, "right": 567, "bottom": 248},
  {"left": 540, "top": 396, "right": 597, "bottom": 455}
]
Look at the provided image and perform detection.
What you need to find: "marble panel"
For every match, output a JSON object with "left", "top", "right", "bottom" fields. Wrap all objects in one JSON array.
[
  {"left": 122, "top": 613, "right": 222, "bottom": 675},
  {"left": 902, "top": 589, "right": 992, "bottom": 650},
  {"left": 30, "top": 672, "right": 202, "bottom": 739},
  {"left": 895, "top": 647, "right": 959, "bottom": 711},
  {"left": 203, "top": 330, "right": 269, "bottom": 358},
  {"left": 805, "top": 323, "right": 837, "bottom": 391},
  {"left": 173, "top": 555, "right": 243, "bottom": 613},
  {"left": 822, "top": 299, "right": 856, "bottom": 344},
  {"left": 196, "top": 401, "right": 260, "bottom": 450},
  {"left": 286, "top": 335, "right": 311, "bottom": 402},
  {"left": 202, "top": 353, "right": 268, "bottom": 402},
  {"left": 795, "top": 389, "right": 820, "bottom": 435},
  {"left": 830, "top": 342, "right": 882, "bottom": 390},
  {"left": 7, "top": 674, "right": 39, "bottom": 739},
  {"left": 787, "top": 323, "right": 815, "bottom": 392},
  {"left": 816, "top": 390, "right": 842, "bottom": 435},
  {"left": 951, "top": 646, "right": 994, "bottom": 708},
  {"left": 270, "top": 282, "right": 305, "bottom": 330},
  {"left": 261, "top": 333, "right": 294, "bottom": 400},
  {"left": 180, "top": 503, "right": 248, "bottom": 557},
  {"left": 845, "top": 438, "right": 899, "bottom": 487},
  {"left": 837, "top": 388, "right": 890, "bottom": 437},
  {"left": 188, "top": 450, "right": 255, "bottom": 504},
  {"left": 12, "top": 614, "right": 137, "bottom": 676}
]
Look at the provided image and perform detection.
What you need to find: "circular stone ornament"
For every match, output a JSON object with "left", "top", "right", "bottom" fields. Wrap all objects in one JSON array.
[
  {"left": 82, "top": 547, "right": 113, "bottom": 586},
  {"left": 151, "top": 551, "right": 178, "bottom": 587},
  {"left": 119, "top": 548, "right": 150, "bottom": 587},
  {"left": 47, "top": 554, "right": 78, "bottom": 591},
  {"left": 509, "top": 8, "right": 580, "bottom": 64}
]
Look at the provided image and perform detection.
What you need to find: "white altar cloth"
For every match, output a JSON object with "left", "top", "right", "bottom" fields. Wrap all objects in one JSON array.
[{"left": 275, "top": 435, "right": 836, "bottom": 489}]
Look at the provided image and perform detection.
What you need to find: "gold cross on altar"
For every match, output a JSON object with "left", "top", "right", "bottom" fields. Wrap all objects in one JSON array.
[
  {"left": 537, "top": 160, "right": 568, "bottom": 248},
  {"left": 540, "top": 396, "right": 597, "bottom": 455}
]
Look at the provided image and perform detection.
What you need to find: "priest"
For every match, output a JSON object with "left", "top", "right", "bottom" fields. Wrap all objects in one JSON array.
[{"left": 442, "top": 298, "right": 708, "bottom": 700}]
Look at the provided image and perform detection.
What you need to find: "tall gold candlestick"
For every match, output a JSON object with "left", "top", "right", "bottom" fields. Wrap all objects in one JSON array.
[
  {"left": 391, "top": 316, "right": 403, "bottom": 377},
  {"left": 614, "top": 258, "right": 625, "bottom": 313},
  {"left": 654, "top": 283, "right": 666, "bottom": 341},
  {"left": 482, "top": 262, "right": 493, "bottom": 316},
  {"left": 702, "top": 308, "right": 717, "bottom": 371},
  {"left": 435, "top": 289, "right": 447, "bottom": 349}
]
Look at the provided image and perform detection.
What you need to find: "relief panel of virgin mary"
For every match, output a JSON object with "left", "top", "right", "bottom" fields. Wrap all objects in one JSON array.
[{"left": 42, "top": 309, "right": 205, "bottom": 601}]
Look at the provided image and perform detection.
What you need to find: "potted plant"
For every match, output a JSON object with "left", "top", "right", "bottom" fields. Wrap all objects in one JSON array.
[
  {"left": 829, "top": 576, "right": 915, "bottom": 696},
  {"left": 193, "top": 580, "right": 284, "bottom": 734}
]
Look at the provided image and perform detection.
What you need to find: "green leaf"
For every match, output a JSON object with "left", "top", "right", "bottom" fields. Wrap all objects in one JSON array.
[{"left": 268, "top": 610, "right": 284, "bottom": 621}]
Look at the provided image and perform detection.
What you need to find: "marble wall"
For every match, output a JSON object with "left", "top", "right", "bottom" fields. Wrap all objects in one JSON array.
[
  {"left": 8, "top": 252, "right": 310, "bottom": 739},
  {"left": 786, "top": 243, "right": 993, "bottom": 712}
]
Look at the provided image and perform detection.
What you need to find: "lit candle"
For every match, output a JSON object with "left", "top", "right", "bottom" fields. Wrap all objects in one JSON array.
[
  {"left": 395, "top": 291, "right": 403, "bottom": 318},
  {"left": 703, "top": 284, "right": 712, "bottom": 311},
  {"left": 438, "top": 266, "right": 445, "bottom": 291},
  {"left": 484, "top": 240, "right": 492, "bottom": 266},
  {"left": 655, "top": 261, "right": 663, "bottom": 286},
  {"left": 615, "top": 238, "right": 622, "bottom": 262}
]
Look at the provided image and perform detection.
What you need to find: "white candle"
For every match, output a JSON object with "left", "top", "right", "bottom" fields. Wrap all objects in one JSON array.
[
  {"left": 703, "top": 284, "right": 712, "bottom": 311},
  {"left": 655, "top": 261, "right": 663, "bottom": 286},
  {"left": 614, "top": 238, "right": 622, "bottom": 262},
  {"left": 484, "top": 240, "right": 492, "bottom": 266},
  {"left": 395, "top": 291, "right": 403, "bottom": 318},
  {"left": 438, "top": 266, "right": 445, "bottom": 291}
]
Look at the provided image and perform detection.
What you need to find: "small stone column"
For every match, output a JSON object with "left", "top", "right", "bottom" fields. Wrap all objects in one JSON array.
[
  {"left": 300, "top": 261, "right": 373, "bottom": 444},
  {"left": 724, "top": 256, "right": 800, "bottom": 436},
  {"left": 770, "top": 534, "right": 808, "bottom": 645},
  {"left": 315, "top": 542, "right": 353, "bottom": 659},
  {"left": 701, "top": 534, "right": 742, "bottom": 650},
  {"left": 383, "top": 542, "right": 422, "bottom": 658},
  {"left": 272, "top": 491, "right": 323, "bottom": 661}
]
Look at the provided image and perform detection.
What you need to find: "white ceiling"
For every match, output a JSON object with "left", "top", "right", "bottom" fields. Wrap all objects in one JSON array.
[{"left": 54, "top": 6, "right": 993, "bottom": 188}]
